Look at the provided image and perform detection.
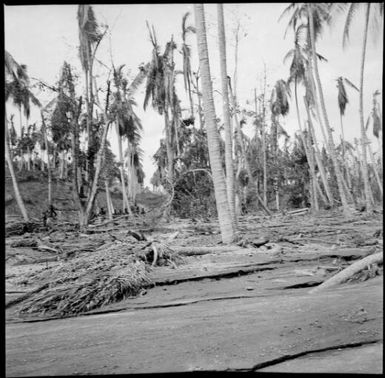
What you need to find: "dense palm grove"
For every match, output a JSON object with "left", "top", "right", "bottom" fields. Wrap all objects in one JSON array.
[{"left": 5, "top": 4, "right": 383, "bottom": 243}]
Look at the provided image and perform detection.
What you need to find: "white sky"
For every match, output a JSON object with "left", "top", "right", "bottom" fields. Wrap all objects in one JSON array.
[{"left": 4, "top": 3, "right": 383, "bottom": 186}]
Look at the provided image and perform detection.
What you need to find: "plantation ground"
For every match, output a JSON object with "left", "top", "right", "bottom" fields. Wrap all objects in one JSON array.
[{"left": 5, "top": 175, "right": 383, "bottom": 374}]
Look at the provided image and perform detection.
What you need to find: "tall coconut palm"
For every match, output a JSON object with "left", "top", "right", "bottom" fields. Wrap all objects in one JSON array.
[
  {"left": 337, "top": 3, "right": 384, "bottom": 211},
  {"left": 217, "top": 3, "right": 236, "bottom": 226},
  {"left": 306, "top": 3, "right": 352, "bottom": 215},
  {"left": 77, "top": 4, "right": 105, "bottom": 185},
  {"left": 194, "top": 3, "right": 235, "bottom": 244},
  {"left": 280, "top": 3, "right": 352, "bottom": 214},
  {"left": 336, "top": 76, "right": 359, "bottom": 192},
  {"left": 111, "top": 64, "right": 132, "bottom": 213},
  {"left": 270, "top": 79, "right": 290, "bottom": 210},
  {"left": 144, "top": 25, "right": 179, "bottom": 185},
  {"left": 284, "top": 26, "right": 332, "bottom": 208},
  {"left": 5, "top": 51, "right": 41, "bottom": 221}
]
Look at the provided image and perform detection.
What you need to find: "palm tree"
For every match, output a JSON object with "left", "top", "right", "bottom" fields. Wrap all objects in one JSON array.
[
  {"left": 284, "top": 26, "right": 332, "bottom": 208},
  {"left": 270, "top": 79, "right": 290, "bottom": 210},
  {"left": 336, "top": 76, "right": 359, "bottom": 192},
  {"left": 228, "top": 77, "right": 270, "bottom": 215},
  {"left": 40, "top": 111, "right": 53, "bottom": 209},
  {"left": 365, "top": 97, "right": 383, "bottom": 196},
  {"left": 338, "top": 3, "right": 384, "bottom": 211},
  {"left": 307, "top": 3, "right": 352, "bottom": 215},
  {"left": 194, "top": 3, "right": 235, "bottom": 244},
  {"left": 367, "top": 90, "right": 382, "bottom": 170},
  {"left": 217, "top": 3, "right": 236, "bottom": 226},
  {"left": 144, "top": 24, "right": 178, "bottom": 184},
  {"left": 5, "top": 51, "right": 41, "bottom": 221},
  {"left": 280, "top": 3, "right": 353, "bottom": 214},
  {"left": 181, "top": 12, "right": 196, "bottom": 120},
  {"left": 111, "top": 65, "right": 133, "bottom": 214},
  {"left": 77, "top": 4, "right": 105, "bottom": 186}
]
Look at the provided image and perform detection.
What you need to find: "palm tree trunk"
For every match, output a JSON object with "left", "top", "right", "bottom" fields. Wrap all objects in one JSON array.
[
  {"left": 59, "top": 150, "right": 64, "bottom": 179},
  {"left": 358, "top": 3, "right": 374, "bottom": 212},
  {"left": 173, "top": 115, "right": 181, "bottom": 158},
  {"left": 41, "top": 114, "right": 52, "bottom": 209},
  {"left": 84, "top": 68, "right": 90, "bottom": 187},
  {"left": 27, "top": 146, "right": 31, "bottom": 171},
  {"left": 307, "top": 4, "right": 351, "bottom": 216},
  {"left": 105, "top": 180, "right": 113, "bottom": 220},
  {"left": 63, "top": 151, "right": 68, "bottom": 179},
  {"left": 315, "top": 177, "right": 328, "bottom": 205},
  {"left": 377, "top": 137, "right": 382, "bottom": 172},
  {"left": 5, "top": 112, "right": 29, "bottom": 221},
  {"left": 294, "top": 80, "right": 320, "bottom": 211},
  {"left": 40, "top": 149, "right": 45, "bottom": 172},
  {"left": 195, "top": 75, "right": 204, "bottom": 130},
  {"left": 31, "top": 147, "right": 35, "bottom": 171},
  {"left": 367, "top": 137, "right": 383, "bottom": 196},
  {"left": 262, "top": 76, "right": 268, "bottom": 207},
  {"left": 164, "top": 110, "right": 174, "bottom": 183},
  {"left": 84, "top": 120, "right": 111, "bottom": 227},
  {"left": 306, "top": 103, "right": 333, "bottom": 205},
  {"left": 217, "top": 3, "right": 236, "bottom": 226},
  {"left": 115, "top": 123, "right": 130, "bottom": 212},
  {"left": 194, "top": 3, "right": 234, "bottom": 244}
]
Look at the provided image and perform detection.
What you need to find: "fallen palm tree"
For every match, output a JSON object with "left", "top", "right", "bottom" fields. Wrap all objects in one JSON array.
[
  {"left": 16, "top": 250, "right": 151, "bottom": 317},
  {"left": 10, "top": 233, "right": 184, "bottom": 317},
  {"left": 309, "top": 252, "right": 383, "bottom": 293}
]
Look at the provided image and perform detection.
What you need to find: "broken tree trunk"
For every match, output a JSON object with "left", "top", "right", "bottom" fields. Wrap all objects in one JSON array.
[{"left": 309, "top": 252, "right": 383, "bottom": 293}]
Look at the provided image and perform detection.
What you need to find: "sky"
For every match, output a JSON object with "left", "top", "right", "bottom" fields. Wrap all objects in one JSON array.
[{"left": 4, "top": 3, "right": 383, "bottom": 187}]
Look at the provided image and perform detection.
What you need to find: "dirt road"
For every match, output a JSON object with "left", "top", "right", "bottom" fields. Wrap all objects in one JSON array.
[{"left": 6, "top": 275, "right": 382, "bottom": 375}]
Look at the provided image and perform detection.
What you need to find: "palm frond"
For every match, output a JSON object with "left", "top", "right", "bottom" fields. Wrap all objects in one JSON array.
[
  {"left": 372, "top": 108, "right": 382, "bottom": 138},
  {"left": 342, "top": 3, "right": 360, "bottom": 48},
  {"left": 316, "top": 52, "right": 328, "bottom": 62},
  {"left": 365, "top": 115, "right": 371, "bottom": 131},
  {"left": 344, "top": 77, "right": 359, "bottom": 92}
]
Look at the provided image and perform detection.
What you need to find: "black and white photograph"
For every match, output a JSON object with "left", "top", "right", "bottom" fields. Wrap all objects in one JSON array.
[{"left": 4, "top": 3, "right": 383, "bottom": 375}]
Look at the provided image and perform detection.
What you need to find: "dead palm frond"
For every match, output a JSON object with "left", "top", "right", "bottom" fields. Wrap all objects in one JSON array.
[{"left": 336, "top": 76, "right": 358, "bottom": 116}]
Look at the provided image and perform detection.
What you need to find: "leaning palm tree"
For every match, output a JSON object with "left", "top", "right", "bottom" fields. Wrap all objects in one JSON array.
[
  {"left": 308, "top": 3, "right": 352, "bottom": 215},
  {"left": 5, "top": 51, "right": 41, "bottom": 221},
  {"left": 337, "top": 2, "right": 384, "bottom": 211},
  {"left": 280, "top": 3, "right": 352, "bottom": 215},
  {"left": 194, "top": 3, "right": 235, "bottom": 244},
  {"left": 284, "top": 25, "right": 333, "bottom": 208}
]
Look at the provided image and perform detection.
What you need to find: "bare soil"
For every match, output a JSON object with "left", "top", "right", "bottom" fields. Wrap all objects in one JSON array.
[{"left": 5, "top": 209, "right": 383, "bottom": 375}]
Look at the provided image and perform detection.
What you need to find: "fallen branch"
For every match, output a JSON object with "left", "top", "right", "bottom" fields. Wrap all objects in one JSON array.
[
  {"left": 173, "top": 246, "right": 257, "bottom": 256},
  {"left": 287, "top": 208, "right": 309, "bottom": 215},
  {"left": 309, "top": 252, "right": 383, "bottom": 294},
  {"left": 88, "top": 214, "right": 132, "bottom": 228},
  {"left": 6, "top": 283, "right": 50, "bottom": 309},
  {"left": 37, "top": 245, "right": 60, "bottom": 254}
]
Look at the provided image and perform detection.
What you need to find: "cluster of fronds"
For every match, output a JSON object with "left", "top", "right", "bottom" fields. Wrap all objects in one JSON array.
[{"left": 17, "top": 250, "right": 151, "bottom": 317}]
